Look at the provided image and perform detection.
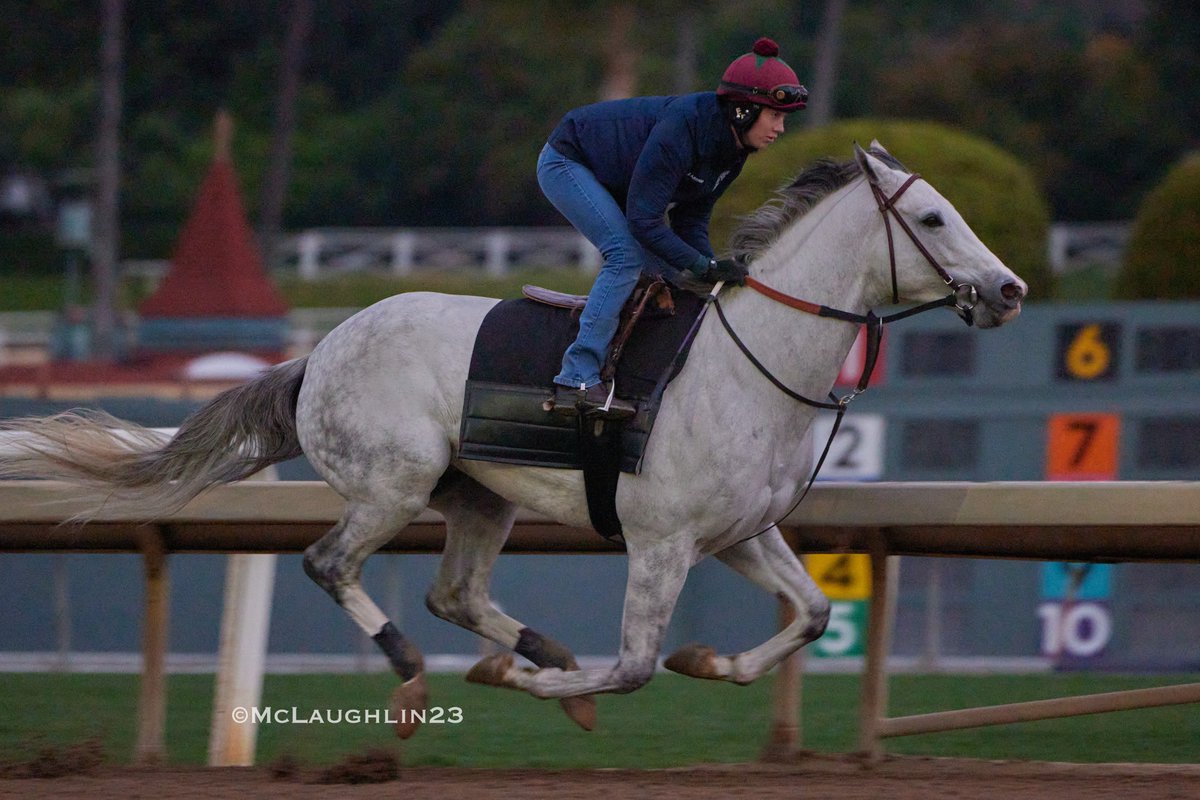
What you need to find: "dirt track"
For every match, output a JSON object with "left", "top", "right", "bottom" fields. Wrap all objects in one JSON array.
[{"left": 3, "top": 755, "right": 1199, "bottom": 800}]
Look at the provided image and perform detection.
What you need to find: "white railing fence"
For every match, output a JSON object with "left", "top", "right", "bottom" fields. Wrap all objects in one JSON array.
[
  {"left": 278, "top": 227, "right": 601, "bottom": 279},
  {"left": 1, "top": 480, "right": 1198, "bottom": 765}
]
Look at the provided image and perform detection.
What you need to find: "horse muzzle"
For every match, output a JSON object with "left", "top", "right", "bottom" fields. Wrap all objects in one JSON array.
[{"left": 971, "top": 276, "right": 1027, "bottom": 329}]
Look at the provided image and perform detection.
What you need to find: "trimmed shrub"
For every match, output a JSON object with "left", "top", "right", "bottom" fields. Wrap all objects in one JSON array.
[
  {"left": 1116, "top": 152, "right": 1200, "bottom": 299},
  {"left": 711, "top": 119, "right": 1053, "bottom": 299}
]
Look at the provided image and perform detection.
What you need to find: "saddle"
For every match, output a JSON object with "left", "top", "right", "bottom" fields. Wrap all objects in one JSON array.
[
  {"left": 522, "top": 276, "right": 677, "bottom": 382},
  {"left": 457, "top": 276, "right": 707, "bottom": 541}
]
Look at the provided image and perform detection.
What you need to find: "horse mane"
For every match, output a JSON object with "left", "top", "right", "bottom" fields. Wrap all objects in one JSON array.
[{"left": 728, "top": 147, "right": 908, "bottom": 262}]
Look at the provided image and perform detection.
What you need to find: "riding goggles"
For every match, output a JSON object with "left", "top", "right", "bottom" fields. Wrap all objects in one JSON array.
[{"left": 719, "top": 80, "right": 809, "bottom": 107}]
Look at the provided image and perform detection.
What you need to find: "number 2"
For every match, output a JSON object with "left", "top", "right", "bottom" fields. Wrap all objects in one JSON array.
[{"left": 833, "top": 426, "right": 862, "bottom": 468}]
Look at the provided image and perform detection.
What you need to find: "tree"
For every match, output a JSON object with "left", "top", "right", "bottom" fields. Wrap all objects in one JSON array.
[
  {"left": 92, "top": 0, "right": 123, "bottom": 360},
  {"left": 872, "top": 19, "right": 1171, "bottom": 220},
  {"left": 258, "top": 0, "right": 314, "bottom": 265},
  {"left": 711, "top": 119, "right": 1054, "bottom": 296},
  {"left": 397, "top": 2, "right": 607, "bottom": 224},
  {"left": 1116, "top": 152, "right": 1200, "bottom": 299},
  {"left": 600, "top": 2, "right": 639, "bottom": 100},
  {"left": 1137, "top": 0, "right": 1200, "bottom": 153},
  {"left": 805, "top": 0, "right": 846, "bottom": 127}
]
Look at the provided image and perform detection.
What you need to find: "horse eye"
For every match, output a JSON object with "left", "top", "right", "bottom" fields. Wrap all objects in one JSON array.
[{"left": 921, "top": 212, "right": 944, "bottom": 228}]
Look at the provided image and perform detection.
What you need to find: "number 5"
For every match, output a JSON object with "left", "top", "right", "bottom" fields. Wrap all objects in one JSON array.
[{"left": 816, "top": 602, "right": 857, "bottom": 656}]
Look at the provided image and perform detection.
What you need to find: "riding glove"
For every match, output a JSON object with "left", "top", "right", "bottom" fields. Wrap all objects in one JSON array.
[{"left": 697, "top": 258, "right": 749, "bottom": 286}]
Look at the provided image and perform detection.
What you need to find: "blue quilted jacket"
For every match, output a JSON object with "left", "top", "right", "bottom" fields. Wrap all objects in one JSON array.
[{"left": 546, "top": 92, "right": 747, "bottom": 274}]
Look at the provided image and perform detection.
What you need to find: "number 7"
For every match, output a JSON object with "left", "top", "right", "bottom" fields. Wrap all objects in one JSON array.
[{"left": 1067, "top": 420, "right": 1098, "bottom": 467}]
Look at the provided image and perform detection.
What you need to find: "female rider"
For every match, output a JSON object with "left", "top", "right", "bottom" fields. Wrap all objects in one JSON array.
[{"left": 539, "top": 37, "right": 807, "bottom": 418}]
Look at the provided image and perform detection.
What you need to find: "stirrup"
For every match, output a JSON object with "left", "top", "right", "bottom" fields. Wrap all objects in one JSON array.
[{"left": 584, "top": 381, "right": 635, "bottom": 420}]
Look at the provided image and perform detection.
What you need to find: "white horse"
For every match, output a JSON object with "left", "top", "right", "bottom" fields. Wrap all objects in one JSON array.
[{"left": 0, "top": 143, "right": 1025, "bottom": 736}]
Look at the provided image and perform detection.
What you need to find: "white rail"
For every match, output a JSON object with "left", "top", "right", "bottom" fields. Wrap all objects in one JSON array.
[{"left": 278, "top": 226, "right": 601, "bottom": 279}]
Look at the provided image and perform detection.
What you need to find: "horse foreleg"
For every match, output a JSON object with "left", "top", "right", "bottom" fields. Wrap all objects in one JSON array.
[
  {"left": 303, "top": 500, "right": 429, "bottom": 738},
  {"left": 664, "top": 527, "right": 830, "bottom": 684},
  {"left": 471, "top": 535, "right": 691, "bottom": 702},
  {"left": 427, "top": 470, "right": 596, "bottom": 730}
]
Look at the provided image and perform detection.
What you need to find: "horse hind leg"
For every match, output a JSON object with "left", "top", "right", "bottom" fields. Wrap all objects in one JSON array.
[
  {"left": 302, "top": 499, "right": 430, "bottom": 739},
  {"left": 664, "top": 527, "right": 831, "bottom": 684},
  {"left": 425, "top": 469, "right": 596, "bottom": 730}
]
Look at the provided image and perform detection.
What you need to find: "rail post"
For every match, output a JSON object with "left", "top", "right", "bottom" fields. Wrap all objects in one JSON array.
[
  {"left": 133, "top": 527, "right": 169, "bottom": 764},
  {"left": 761, "top": 596, "right": 803, "bottom": 761},
  {"left": 207, "top": 466, "right": 280, "bottom": 766},
  {"left": 857, "top": 534, "right": 899, "bottom": 761}
]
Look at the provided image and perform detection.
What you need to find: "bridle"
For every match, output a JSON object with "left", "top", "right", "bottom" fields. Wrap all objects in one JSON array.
[
  {"left": 709, "top": 172, "right": 982, "bottom": 542},
  {"left": 870, "top": 173, "right": 980, "bottom": 313},
  {"left": 717, "top": 172, "right": 981, "bottom": 408}
]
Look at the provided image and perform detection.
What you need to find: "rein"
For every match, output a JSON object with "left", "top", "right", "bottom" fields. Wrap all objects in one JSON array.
[{"left": 716, "top": 172, "right": 980, "bottom": 544}]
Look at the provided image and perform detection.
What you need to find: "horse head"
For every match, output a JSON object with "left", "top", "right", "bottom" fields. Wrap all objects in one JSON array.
[{"left": 853, "top": 141, "right": 1027, "bottom": 329}]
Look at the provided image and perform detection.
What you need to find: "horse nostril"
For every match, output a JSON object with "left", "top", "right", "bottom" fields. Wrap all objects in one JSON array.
[{"left": 1001, "top": 282, "right": 1025, "bottom": 303}]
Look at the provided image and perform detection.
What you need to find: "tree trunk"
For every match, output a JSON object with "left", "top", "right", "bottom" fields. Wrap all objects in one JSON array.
[
  {"left": 600, "top": 3, "right": 638, "bottom": 100},
  {"left": 258, "top": 0, "right": 314, "bottom": 267},
  {"left": 92, "top": 0, "right": 123, "bottom": 360},
  {"left": 673, "top": 7, "right": 699, "bottom": 94},
  {"left": 806, "top": 0, "right": 847, "bottom": 128}
]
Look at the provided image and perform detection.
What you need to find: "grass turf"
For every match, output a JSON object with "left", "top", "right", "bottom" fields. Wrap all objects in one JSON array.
[{"left": 1, "top": 672, "right": 1196, "bottom": 768}]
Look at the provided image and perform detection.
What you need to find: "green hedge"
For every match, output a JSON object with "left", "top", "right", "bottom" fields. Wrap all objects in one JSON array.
[
  {"left": 711, "top": 119, "right": 1053, "bottom": 300},
  {"left": 1117, "top": 152, "right": 1200, "bottom": 299}
]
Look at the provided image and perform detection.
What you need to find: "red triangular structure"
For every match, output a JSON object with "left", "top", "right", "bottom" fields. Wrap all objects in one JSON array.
[{"left": 139, "top": 133, "right": 288, "bottom": 319}]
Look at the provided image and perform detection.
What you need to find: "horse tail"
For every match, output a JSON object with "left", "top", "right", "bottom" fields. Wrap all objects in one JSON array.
[{"left": 0, "top": 356, "right": 309, "bottom": 519}]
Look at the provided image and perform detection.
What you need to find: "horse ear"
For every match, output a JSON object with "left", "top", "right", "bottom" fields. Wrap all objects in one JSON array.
[
  {"left": 854, "top": 142, "right": 882, "bottom": 185},
  {"left": 869, "top": 139, "right": 892, "bottom": 157}
]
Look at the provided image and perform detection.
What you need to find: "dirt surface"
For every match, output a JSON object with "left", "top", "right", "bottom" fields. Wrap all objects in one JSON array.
[{"left": 2, "top": 754, "right": 1199, "bottom": 800}]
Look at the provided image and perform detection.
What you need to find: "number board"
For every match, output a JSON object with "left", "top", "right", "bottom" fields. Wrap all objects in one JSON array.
[
  {"left": 899, "top": 330, "right": 976, "bottom": 377},
  {"left": 1136, "top": 327, "right": 1200, "bottom": 373},
  {"left": 900, "top": 418, "right": 980, "bottom": 471},
  {"left": 1040, "top": 562, "right": 1112, "bottom": 601},
  {"left": 1057, "top": 322, "right": 1122, "bottom": 381},
  {"left": 1046, "top": 412, "right": 1119, "bottom": 480},
  {"left": 805, "top": 553, "right": 870, "bottom": 659},
  {"left": 806, "top": 553, "right": 871, "bottom": 600},
  {"left": 1036, "top": 601, "right": 1112, "bottom": 660},
  {"left": 1137, "top": 416, "right": 1200, "bottom": 469},
  {"left": 1038, "top": 562, "right": 1114, "bottom": 662},
  {"left": 812, "top": 601, "right": 867, "bottom": 658},
  {"left": 811, "top": 413, "right": 884, "bottom": 480}
]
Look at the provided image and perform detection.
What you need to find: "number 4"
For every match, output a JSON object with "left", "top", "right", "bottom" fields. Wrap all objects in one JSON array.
[{"left": 820, "top": 554, "right": 855, "bottom": 588}]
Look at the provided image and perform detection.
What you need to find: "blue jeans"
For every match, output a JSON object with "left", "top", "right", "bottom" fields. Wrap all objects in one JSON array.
[{"left": 537, "top": 144, "right": 644, "bottom": 389}]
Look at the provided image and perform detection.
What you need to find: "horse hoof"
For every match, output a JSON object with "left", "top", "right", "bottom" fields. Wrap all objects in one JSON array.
[
  {"left": 663, "top": 643, "right": 720, "bottom": 679},
  {"left": 390, "top": 672, "right": 429, "bottom": 740},
  {"left": 559, "top": 695, "right": 596, "bottom": 731},
  {"left": 465, "top": 652, "right": 514, "bottom": 687}
]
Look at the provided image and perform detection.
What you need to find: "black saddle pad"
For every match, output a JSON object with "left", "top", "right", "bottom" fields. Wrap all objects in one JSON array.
[{"left": 458, "top": 289, "right": 704, "bottom": 473}]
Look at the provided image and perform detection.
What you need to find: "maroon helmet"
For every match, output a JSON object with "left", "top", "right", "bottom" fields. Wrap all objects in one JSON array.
[{"left": 718, "top": 37, "right": 808, "bottom": 112}]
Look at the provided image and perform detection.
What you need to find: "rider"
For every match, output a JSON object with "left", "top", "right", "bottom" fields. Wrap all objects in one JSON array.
[{"left": 540, "top": 37, "right": 807, "bottom": 418}]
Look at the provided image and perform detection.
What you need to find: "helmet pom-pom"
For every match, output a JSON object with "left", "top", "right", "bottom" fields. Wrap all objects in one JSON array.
[{"left": 752, "top": 37, "right": 780, "bottom": 57}]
